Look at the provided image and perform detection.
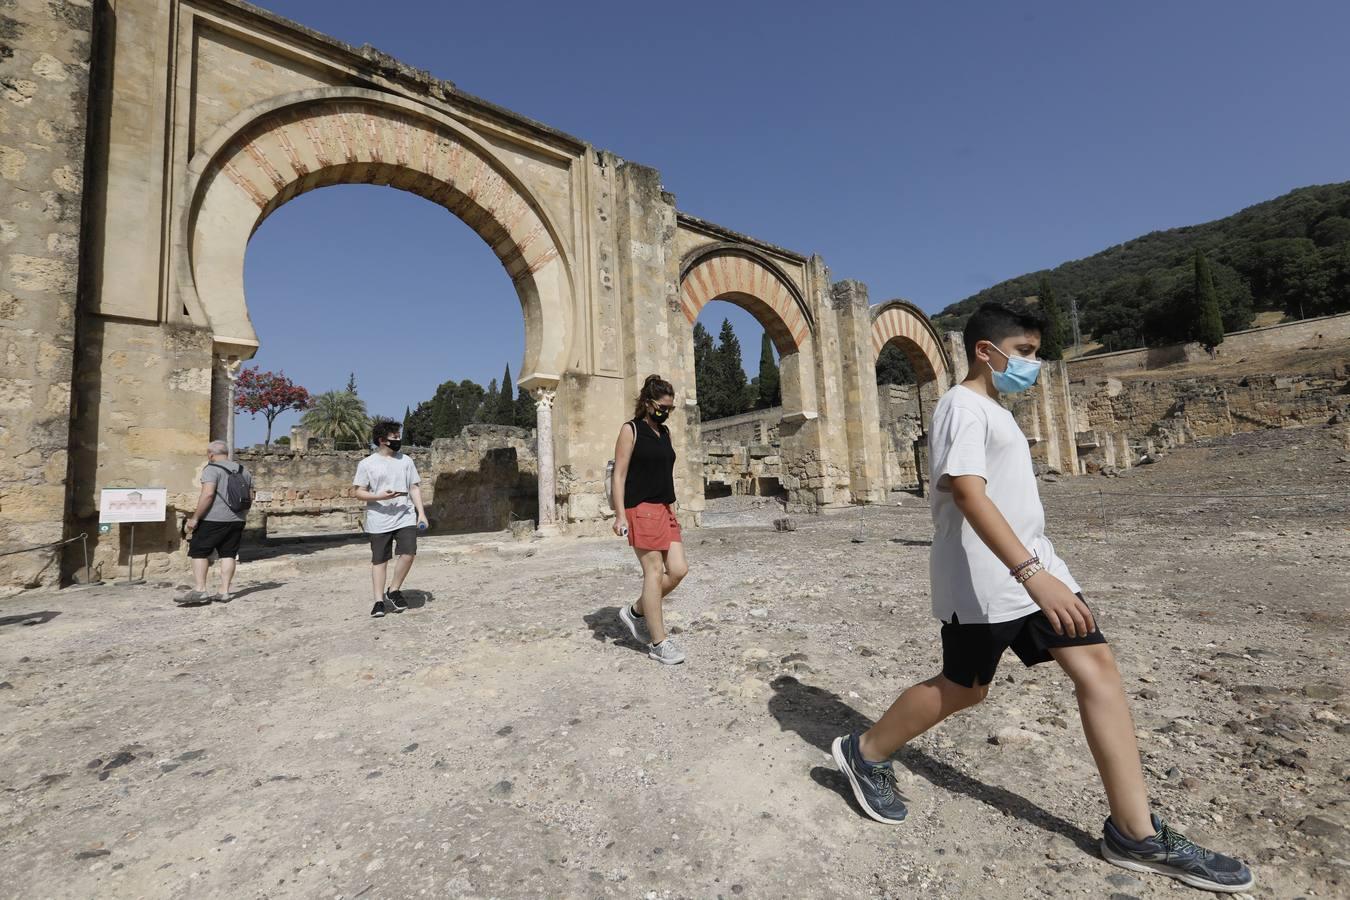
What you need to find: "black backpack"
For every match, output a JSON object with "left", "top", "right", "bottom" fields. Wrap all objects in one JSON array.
[{"left": 208, "top": 463, "right": 252, "bottom": 514}]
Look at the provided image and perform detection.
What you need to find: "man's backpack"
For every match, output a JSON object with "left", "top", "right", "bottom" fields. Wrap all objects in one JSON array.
[{"left": 208, "top": 463, "right": 252, "bottom": 514}]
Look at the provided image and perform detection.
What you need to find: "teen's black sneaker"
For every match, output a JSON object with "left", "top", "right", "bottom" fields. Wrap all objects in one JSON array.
[
  {"left": 370, "top": 601, "right": 386, "bottom": 618},
  {"left": 384, "top": 589, "right": 408, "bottom": 613},
  {"left": 831, "top": 733, "right": 907, "bottom": 824},
  {"left": 1101, "top": 814, "right": 1254, "bottom": 893}
]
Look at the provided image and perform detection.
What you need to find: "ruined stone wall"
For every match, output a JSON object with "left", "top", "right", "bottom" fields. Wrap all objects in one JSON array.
[
  {"left": 1066, "top": 313, "right": 1350, "bottom": 379},
  {"left": 240, "top": 425, "right": 538, "bottom": 537},
  {"left": 700, "top": 407, "right": 781, "bottom": 447},
  {"left": 1070, "top": 368, "right": 1349, "bottom": 473},
  {"left": 0, "top": 0, "right": 93, "bottom": 593}
]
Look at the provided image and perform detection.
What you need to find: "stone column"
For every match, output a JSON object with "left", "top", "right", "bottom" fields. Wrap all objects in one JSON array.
[
  {"left": 222, "top": 358, "right": 242, "bottom": 459},
  {"left": 533, "top": 387, "right": 559, "bottom": 533}
]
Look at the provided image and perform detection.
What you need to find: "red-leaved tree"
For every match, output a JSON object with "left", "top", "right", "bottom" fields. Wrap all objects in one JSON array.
[{"left": 234, "top": 367, "right": 311, "bottom": 447}]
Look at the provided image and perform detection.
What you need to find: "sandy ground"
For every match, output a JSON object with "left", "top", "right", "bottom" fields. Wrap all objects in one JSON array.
[{"left": 1, "top": 425, "right": 1347, "bottom": 899}]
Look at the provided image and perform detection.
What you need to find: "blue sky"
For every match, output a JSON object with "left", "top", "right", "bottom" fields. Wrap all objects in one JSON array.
[{"left": 239, "top": 0, "right": 1350, "bottom": 445}]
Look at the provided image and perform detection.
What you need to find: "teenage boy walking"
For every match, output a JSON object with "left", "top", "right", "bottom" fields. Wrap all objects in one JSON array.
[
  {"left": 354, "top": 419, "right": 428, "bottom": 618},
  {"left": 831, "top": 302, "right": 1253, "bottom": 893}
]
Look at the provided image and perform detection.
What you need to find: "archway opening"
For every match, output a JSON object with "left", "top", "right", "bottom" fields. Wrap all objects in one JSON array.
[
  {"left": 239, "top": 183, "right": 538, "bottom": 540},
  {"left": 693, "top": 300, "right": 788, "bottom": 502},
  {"left": 875, "top": 340, "right": 943, "bottom": 496}
]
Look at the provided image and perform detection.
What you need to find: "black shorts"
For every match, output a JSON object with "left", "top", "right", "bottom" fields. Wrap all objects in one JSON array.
[
  {"left": 941, "top": 595, "right": 1107, "bottom": 688},
  {"left": 188, "top": 521, "right": 245, "bottom": 560},
  {"left": 369, "top": 525, "right": 418, "bottom": 564}
]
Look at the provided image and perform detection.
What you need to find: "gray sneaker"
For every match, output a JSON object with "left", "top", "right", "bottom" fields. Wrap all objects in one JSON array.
[
  {"left": 175, "top": 590, "right": 211, "bottom": 606},
  {"left": 618, "top": 604, "right": 650, "bottom": 643},
  {"left": 648, "top": 638, "right": 685, "bottom": 665},
  {"left": 1101, "top": 814, "right": 1254, "bottom": 893}
]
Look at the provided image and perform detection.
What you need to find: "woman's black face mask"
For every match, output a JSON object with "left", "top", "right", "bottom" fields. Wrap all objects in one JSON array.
[{"left": 650, "top": 404, "right": 672, "bottom": 423}]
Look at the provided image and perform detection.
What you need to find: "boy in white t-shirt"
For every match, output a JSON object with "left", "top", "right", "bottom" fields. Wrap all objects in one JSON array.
[
  {"left": 353, "top": 419, "right": 428, "bottom": 618},
  {"left": 830, "top": 302, "right": 1253, "bottom": 893}
]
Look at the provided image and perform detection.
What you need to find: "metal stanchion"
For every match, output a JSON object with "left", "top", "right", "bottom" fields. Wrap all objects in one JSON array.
[{"left": 117, "top": 524, "right": 145, "bottom": 586}]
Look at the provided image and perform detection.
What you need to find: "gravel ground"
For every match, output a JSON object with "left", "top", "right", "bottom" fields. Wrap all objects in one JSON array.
[{"left": 1, "top": 424, "right": 1346, "bottom": 899}]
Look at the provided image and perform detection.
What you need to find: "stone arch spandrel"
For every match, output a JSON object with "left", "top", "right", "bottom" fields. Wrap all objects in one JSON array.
[
  {"left": 176, "top": 88, "right": 575, "bottom": 385},
  {"left": 678, "top": 245, "right": 818, "bottom": 419},
  {"left": 869, "top": 299, "right": 951, "bottom": 387}
]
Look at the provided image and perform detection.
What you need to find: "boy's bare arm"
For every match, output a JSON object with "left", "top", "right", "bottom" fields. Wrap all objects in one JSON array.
[{"left": 949, "top": 474, "right": 1096, "bottom": 637}]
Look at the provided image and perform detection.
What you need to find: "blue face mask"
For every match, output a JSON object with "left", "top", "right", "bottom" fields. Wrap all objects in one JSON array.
[{"left": 987, "top": 344, "right": 1042, "bottom": 393}]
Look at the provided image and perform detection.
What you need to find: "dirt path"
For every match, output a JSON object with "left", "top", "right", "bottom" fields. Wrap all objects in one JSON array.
[{"left": 2, "top": 425, "right": 1347, "bottom": 899}]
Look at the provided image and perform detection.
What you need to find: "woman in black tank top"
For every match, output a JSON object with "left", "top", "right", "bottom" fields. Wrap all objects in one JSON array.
[{"left": 610, "top": 374, "right": 689, "bottom": 665}]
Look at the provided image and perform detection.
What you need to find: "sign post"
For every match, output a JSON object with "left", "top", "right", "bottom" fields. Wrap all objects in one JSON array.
[{"left": 99, "top": 489, "right": 167, "bottom": 586}]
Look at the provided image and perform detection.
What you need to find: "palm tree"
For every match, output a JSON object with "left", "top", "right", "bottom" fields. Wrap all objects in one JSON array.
[{"left": 301, "top": 390, "right": 370, "bottom": 448}]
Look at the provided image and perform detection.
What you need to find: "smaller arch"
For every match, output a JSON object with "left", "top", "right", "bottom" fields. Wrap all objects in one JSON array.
[
  {"left": 679, "top": 244, "right": 813, "bottom": 353},
  {"left": 870, "top": 298, "right": 951, "bottom": 384}
]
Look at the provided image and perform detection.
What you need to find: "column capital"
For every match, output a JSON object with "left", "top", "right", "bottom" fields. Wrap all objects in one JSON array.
[{"left": 532, "top": 387, "right": 557, "bottom": 409}]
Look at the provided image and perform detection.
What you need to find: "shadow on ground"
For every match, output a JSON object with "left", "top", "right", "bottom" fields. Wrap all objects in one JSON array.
[
  {"left": 0, "top": 610, "right": 61, "bottom": 629},
  {"left": 583, "top": 606, "right": 646, "bottom": 653},
  {"left": 226, "top": 581, "right": 286, "bottom": 601},
  {"left": 767, "top": 675, "right": 1098, "bottom": 855},
  {"left": 396, "top": 589, "right": 434, "bottom": 609}
]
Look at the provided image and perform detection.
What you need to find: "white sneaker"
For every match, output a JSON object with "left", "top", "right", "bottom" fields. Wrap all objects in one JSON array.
[
  {"left": 618, "top": 604, "right": 650, "bottom": 643},
  {"left": 648, "top": 638, "right": 685, "bottom": 665}
]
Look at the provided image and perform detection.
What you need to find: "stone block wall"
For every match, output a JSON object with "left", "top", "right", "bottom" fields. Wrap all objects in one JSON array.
[
  {"left": 238, "top": 425, "right": 539, "bottom": 538},
  {"left": 700, "top": 406, "right": 782, "bottom": 447},
  {"left": 1070, "top": 368, "right": 1349, "bottom": 472},
  {"left": 1066, "top": 312, "right": 1350, "bottom": 379},
  {"left": 0, "top": 0, "right": 94, "bottom": 594}
]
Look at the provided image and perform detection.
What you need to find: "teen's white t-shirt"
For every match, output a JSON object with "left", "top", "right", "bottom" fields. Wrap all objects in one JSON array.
[
  {"left": 353, "top": 452, "right": 421, "bottom": 534},
  {"left": 928, "top": 384, "right": 1080, "bottom": 624}
]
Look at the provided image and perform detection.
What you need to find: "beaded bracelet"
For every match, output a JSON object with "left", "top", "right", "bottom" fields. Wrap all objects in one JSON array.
[
  {"left": 1009, "top": 555, "right": 1040, "bottom": 577},
  {"left": 1014, "top": 561, "right": 1044, "bottom": 584}
]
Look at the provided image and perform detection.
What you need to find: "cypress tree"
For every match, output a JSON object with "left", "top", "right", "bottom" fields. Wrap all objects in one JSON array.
[
  {"left": 755, "top": 333, "right": 781, "bottom": 408},
  {"left": 714, "top": 318, "right": 750, "bottom": 418},
  {"left": 1192, "top": 249, "right": 1225, "bottom": 349},
  {"left": 692, "top": 321, "right": 718, "bottom": 419},
  {"left": 514, "top": 381, "right": 536, "bottom": 428},
  {"left": 1037, "top": 277, "right": 1066, "bottom": 360},
  {"left": 494, "top": 364, "right": 516, "bottom": 424}
]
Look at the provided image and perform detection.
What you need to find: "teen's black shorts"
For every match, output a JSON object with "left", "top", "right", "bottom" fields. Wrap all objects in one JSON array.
[
  {"left": 940, "top": 594, "right": 1107, "bottom": 688},
  {"left": 369, "top": 525, "right": 418, "bottom": 564},
  {"left": 187, "top": 521, "right": 245, "bottom": 560}
]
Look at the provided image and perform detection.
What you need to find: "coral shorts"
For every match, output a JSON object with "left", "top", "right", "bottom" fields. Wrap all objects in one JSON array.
[{"left": 625, "top": 502, "right": 682, "bottom": 552}]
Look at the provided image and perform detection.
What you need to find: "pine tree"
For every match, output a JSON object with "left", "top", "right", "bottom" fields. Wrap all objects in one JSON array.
[
  {"left": 1192, "top": 249, "right": 1225, "bottom": 349},
  {"left": 754, "top": 333, "right": 781, "bottom": 408},
  {"left": 875, "top": 343, "right": 918, "bottom": 385},
  {"left": 1037, "top": 277, "right": 1066, "bottom": 360},
  {"left": 345, "top": 372, "right": 358, "bottom": 395},
  {"left": 474, "top": 379, "right": 498, "bottom": 423}
]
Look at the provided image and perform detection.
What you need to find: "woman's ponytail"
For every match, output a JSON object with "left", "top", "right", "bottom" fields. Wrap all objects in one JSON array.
[{"left": 633, "top": 374, "right": 675, "bottom": 420}]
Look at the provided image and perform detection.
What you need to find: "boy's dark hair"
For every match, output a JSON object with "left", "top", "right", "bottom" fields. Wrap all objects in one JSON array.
[
  {"left": 962, "top": 301, "right": 1047, "bottom": 362},
  {"left": 371, "top": 417, "right": 401, "bottom": 446}
]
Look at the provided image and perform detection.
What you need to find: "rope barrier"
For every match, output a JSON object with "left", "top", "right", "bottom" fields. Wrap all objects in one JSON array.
[
  {"left": 0, "top": 532, "right": 87, "bottom": 559},
  {"left": 0, "top": 532, "right": 92, "bottom": 584}
]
